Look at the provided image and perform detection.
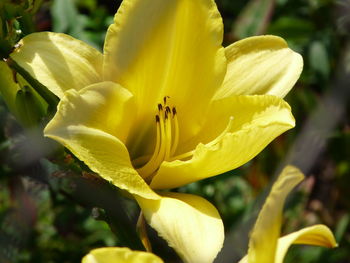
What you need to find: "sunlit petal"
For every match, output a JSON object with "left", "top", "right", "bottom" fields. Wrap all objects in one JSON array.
[
  {"left": 11, "top": 32, "right": 103, "bottom": 98},
  {"left": 247, "top": 166, "right": 304, "bottom": 263},
  {"left": 44, "top": 81, "right": 137, "bottom": 143},
  {"left": 136, "top": 192, "right": 224, "bottom": 263},
  {"left": 44, "top": 82, "right": 158, "bottom": 200},
  {"left": 82, "top": 247, "right": 163, "bottom": 263},
  {"left": 151, "top": 95, "right": 295, "bottom": 189},
  {"left": 104, "top": 0, "right": 226, "bottom": 151},
  {"left": 237, "top": 225, "right": 336, "bottom": 263},
  {"left": 275, "top": 224, "right": 337, "bottom": 263},
  {"left": 214, "top": 35, "right": 303, "bottom": 99},
  {"left": 238, "top": 256, "right": 248, "bottom": 263}
]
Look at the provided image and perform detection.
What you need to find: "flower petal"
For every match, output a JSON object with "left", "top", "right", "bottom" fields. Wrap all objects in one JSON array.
[
  {"left": 44, "top": 81, "right": 137, "bottom": 143},
  {"left": 151, "top": 95, "right": 295, "bottom": 189},
  {"left": 275, "top": 225, "right": 337, "bottom": 263},
  {"left": 238, "top": 256, "right": 248, "bottom": 263},
  {"left": 10, "top": 32, "right": 103, "bottom": 98},
  {"left": 214, "top": 35, "right": 303, "bottom": 100},
  {"left": 44, "top": 82, "right": 158, "bottom": 200},
  {"left": 136, "top": 192, "right": 224, "bottom": 263},
  {"left": 82, "top": 247, "right": 163, "bottom": 263},
  {"left": 247, "top": 166, "right": 304, "bottom": 263},
  {"left": 237, "top": 225, "right": 336, "bottom": 263},
  {"left": 103, "top": 0, "right": 226, "bottom": 152}
]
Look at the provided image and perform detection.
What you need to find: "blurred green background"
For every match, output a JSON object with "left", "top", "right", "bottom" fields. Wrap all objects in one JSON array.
[{"left": 0, "top": 0, "right": 349, "bottom": 262}]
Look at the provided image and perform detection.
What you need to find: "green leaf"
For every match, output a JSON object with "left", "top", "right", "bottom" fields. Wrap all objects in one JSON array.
[
  {"left": 335, "top": 214, "right": 349, "bottom": 241},
  {"left": 232, "top": 0, "right": 275, "bottom": 39},
  {"left": 267, "top": 17, "right": 315, "bottom": 43},
  {"left": 309, "top": 41, "right": 330, "bottom": 78},
  {"left": 15, "top": 85, "right": 47, "bottom": 127},
  {"left": 51, "top": 0, "right": 80, "bottom": 33},
  {"left": 0, "top": 61, "right": 19, "bottom": 116}
]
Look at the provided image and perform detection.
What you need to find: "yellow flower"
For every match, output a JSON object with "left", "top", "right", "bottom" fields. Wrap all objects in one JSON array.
[
  {"left": 82, "top": 247, "right": 163, "bottom": 263},
  {"left": 10, "top": 0, "right": 303, "bottom": 262},
  {"left": 80, "top": 167, "right": 337, "bottom": 263},
  {"left": 239, "top": 166, "right": 337, "bottom": 263}
]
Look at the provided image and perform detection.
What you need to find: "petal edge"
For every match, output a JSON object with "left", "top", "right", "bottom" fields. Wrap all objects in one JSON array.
[
  {"left": 215, "top": 35, "right": 303, "bottom": 99},
  {"left": 136, "top": 192, "right": 224, "bottom": 263}
]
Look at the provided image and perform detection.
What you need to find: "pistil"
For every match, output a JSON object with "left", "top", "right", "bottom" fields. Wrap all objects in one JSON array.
[{"left": 169, "top": 116, "right": 234, "bottom": 161}]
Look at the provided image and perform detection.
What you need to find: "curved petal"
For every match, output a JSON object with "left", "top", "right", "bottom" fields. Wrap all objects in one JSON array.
[
  {"left": 237, "top": 225, "right": 336, "bottom": 263},
  {"left": 238, "top": 256, "right": 248, "bottom": 263},
  {"left": 151, "top": 95, "right": 295, "bottom": 189},
  {"left": 44, "top": 82, "right": 158, "bottom": 200},
  {"left": 136, "top": 192, "right": 224, "bottom": 263},
  {"left": 44, "top": 81, "right": 137, "bottom": 143},
  {"left": 10, "top": 32, "right": 103, "bottom": 98},
  {"left": 247, "top": 166, "right": 304, "bottom": 263},
  {"left": 82, "top": 247, "right": 163, "bottom": 263},
  {"left": 103, "top": 0, "right": 226, "bottom": 154},
  {"left": 275, "top": 225, "right": 337, "bottom": 263},
  {"left": 214, "top": 35, "right": 303, "bottom": 100}
]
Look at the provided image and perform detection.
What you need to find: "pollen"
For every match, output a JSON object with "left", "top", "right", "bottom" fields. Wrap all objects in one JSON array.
[{"left": 136, "top": 97, "right": 179, "bottom": 181}]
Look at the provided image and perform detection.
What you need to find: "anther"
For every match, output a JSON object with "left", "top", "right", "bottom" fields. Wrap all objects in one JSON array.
[
  {"left": 136, "top": 97, "right": 180, "bottom": 180},
  {"left": 165, "top": 106, "right": 171, "bottom": 114},
  {"left": 163, "top": 96, "right": 170, "bottom": 105}
]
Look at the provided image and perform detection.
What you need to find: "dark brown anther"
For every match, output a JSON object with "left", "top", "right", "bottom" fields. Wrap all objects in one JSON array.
[
  {"left": 172, "top": 107, "right": 177, "bottom": 115},
  {"left": 165, "top": 110, "right": 169, "bottom": 120},
  {"left": 158, "top": 104, "right": 163, "bottom": 111},
  {"left": 155, "top": 115, "right": 160, "bottom": 122},
  {"left": 163, "top": 96, "right": 170, "bottom": 105},
  {"left": 165, "top": 106, "right": 171, "bottom": 114}
]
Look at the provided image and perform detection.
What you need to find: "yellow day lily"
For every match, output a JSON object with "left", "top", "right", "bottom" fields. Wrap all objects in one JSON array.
[
  {"left": 9, "top": 0, "right": 303, "bottom": 262},
  {"left": 80, "top": 167, "right": 337, "bottom": 263},
  {"left": 81, "top": 247, "right": 163, "bottom": 263},
  {"left": 238, "top": 166, "right": 337, "bottom": 263}
]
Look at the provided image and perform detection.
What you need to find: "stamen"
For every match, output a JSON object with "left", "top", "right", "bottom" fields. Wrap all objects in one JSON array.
[
  {"left": 137, "top": 107, "right": 167, "bottom": 179},
  {"left": 170, "top": 107, "right": 179, "bottom": 156},
  {"left": 169, "top": 150, "right": 194, "bottom": 162},
  {"left": 169, "top": 116, "right": 234, "bottom": 161},
  {"left": 205, "top": 116, "right": 234, "bottom": 147},
  {"left": 165, "top": 106, "right": 171, "bottom": 114},
  {"left": 152, "top": 110, "right": 167, "bottom": 172},
  {"left": 163, "top": 96, "right": 170, "bottom": 105},
  {"left": 135, "top": 97, "right": 180, "bottom": 179},
  {"left": 164, "top": 110, "right": 172, "bottom": 159},
  {"left": 136, "top": 115, "right": 162, "bottom": 178}
]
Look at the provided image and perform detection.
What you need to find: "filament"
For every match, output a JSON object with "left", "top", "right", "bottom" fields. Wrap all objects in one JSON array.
[{"left": 136, "top": 97, "right": 183, "bottom": 180}]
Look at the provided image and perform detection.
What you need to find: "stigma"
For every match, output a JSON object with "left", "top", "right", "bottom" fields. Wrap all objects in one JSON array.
[{"left": 136, "top": 97, "right": 179, "bottom": 180}]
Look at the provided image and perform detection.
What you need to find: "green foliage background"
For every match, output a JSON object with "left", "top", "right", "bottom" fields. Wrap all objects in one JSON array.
[{"left": 0, "top": 0, "right": 349, "bottom": 262}]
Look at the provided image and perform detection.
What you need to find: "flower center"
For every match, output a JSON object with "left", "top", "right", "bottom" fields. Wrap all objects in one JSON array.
[{"left": 136, "top": 97, "right": 179, "bottom": 181}]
